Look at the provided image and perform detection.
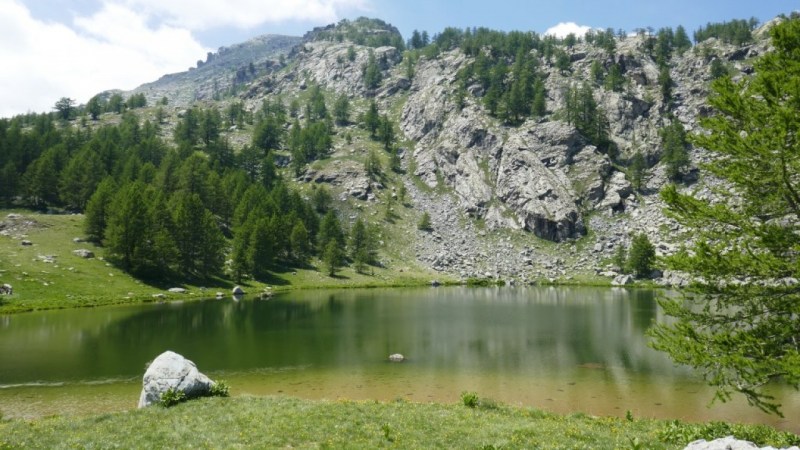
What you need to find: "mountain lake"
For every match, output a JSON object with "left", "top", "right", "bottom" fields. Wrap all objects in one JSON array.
[{"left": 0, "top": 286, "right": 796, "bottom": 432}]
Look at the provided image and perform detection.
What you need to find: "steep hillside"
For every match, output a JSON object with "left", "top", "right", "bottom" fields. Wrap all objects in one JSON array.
[
  {"left": 212, "top": 17, "right": 776, "bottom": 283},
  {"left": 1, "top": 16, "right": 788, "bottom": 292}
]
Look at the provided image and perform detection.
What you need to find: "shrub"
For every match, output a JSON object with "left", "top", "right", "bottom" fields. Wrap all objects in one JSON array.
[
  {"left": 418, "top": 212, "right": 432, "bottom": 231},
  {"left": 159, "top": 388, "right": 187, "bottom": 407},
  {"left": 461, "top": 391, "right": 479, "bottom": 408},
  {"left": 210, "top": 380, "right": 230, "bottom": 397}
]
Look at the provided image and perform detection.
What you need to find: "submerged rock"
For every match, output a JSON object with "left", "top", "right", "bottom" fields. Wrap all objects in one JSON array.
[{"left": 138, "top": 351, "right": 214, "bottom": 408}]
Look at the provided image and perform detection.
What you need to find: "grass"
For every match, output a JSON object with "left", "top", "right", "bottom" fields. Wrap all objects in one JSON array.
[
  {"left": 1, "top": 396, "right": 796, "bottom": 449},
  {"left": 0, "top": 209, "right": 450, "bottom": 314}
]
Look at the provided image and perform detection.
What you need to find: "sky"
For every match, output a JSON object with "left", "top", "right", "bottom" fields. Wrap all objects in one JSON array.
[{"left": 0, "top": 0, "right": 795, "bottom": 118}]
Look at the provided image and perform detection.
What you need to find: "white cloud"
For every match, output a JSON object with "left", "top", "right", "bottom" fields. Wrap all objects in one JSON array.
[
  {"left": 544, "top": 22, "right": 593, "bottom": 39},
  {"left": 0, "top": 0, "right": 210, "bottom": 117},
  {"left": 119, "top": 0, "right": 370, "bottom": 30},
  {"left": 0, "top": 0, "right": 373, "bottom": 117}
]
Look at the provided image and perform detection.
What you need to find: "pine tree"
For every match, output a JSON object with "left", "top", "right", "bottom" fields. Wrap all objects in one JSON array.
[
  {"left": 54, "top": 97, "right": 75, "bottom": 121},
  {"left": 532, "top": 78, "right": 547, "bottom": 118},
  {"left": 365, "top": 149, "right": 382, "bottom": 180},
  {"left": 84, "top": 177, "right": 117, "bottom": 242},
  {"left": 333, "top": 94, "right": 350, "bottom": 126},
  {"left": 248, "top": 217, "right": 275, "bottom": 278},
  {"left": 290, "top": 221, "right": 311, "bottom": 264},
  {"left": 661, "top": 119, "right": 690, "bottom": 181},
  {"left": 86, "top": 95, "right": 103, "bottom": 120},
  {"left": 349, "top": 218, "right": 371, "bottom": 274},
  {"left": 318, "top": 210, "right": 346, "bottom": 253},
  {"left": 629, "top": 151, "right": 647, "bottom": 192},
  {"left": 172, "top": 191, "right": 224, "bottom": 277},
  {"left": 323, "top": 240, "right": 344, "bottom": 276},
  {"left": 59, "top": 148, "right": 106, "bottom": 211},
  {"left": 105, "top": 182, "right": 150, "bottom": 271},
  {"left": 231, "top": 221, "right": 254, "bottom": 282},
  {"left": 363, "top": 50, "right": 382, "bottom": 89},
  {"left": 674, "top": 25, "right": 692, "bottom": 55},
  {"left": 627, "top": 233, "right": 655, "bottom": 278},
  {"left": 650, "top": 18, "right": 800, "bottom": 416},
  {"left": 362, "top": 101, "right": 380, "bottom": 137},
  {"left": 0, "top": 162, "right": 19, "bottom": 206}
]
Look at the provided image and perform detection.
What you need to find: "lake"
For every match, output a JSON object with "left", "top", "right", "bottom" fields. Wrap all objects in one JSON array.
[{"left": 0, "top": 286, "right": 796, "bottom": 432}]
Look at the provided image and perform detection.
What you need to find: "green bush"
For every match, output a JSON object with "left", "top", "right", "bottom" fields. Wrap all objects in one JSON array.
[
  {"left": 417, "top": 212, "right": 432, "bottom": 231},
  {"left": 159, "top": 388, "right": 187, "bottom": 408},
  {"left": 210, "top": 380, "right": 230, "bottom": 397},
  {"left": 461, "top": 391, "right": 479, "bottom": 408}
]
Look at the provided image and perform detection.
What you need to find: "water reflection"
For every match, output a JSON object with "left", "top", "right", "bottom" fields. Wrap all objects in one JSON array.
[
  {"left": 0, "top": 287, "right": 796, "bottom": 431},
  {"left": 0, "top": 287, "right": 671, "bottom": 383}
]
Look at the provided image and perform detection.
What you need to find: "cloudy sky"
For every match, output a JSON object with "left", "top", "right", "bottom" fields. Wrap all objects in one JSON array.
[{"left": 0, "top": 0, "right": 794, "bottom": 117}]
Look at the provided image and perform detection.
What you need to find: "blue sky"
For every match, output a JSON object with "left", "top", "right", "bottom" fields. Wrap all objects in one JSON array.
[{"left": 1, "top": 0, "right": 795, "bottom": 117}]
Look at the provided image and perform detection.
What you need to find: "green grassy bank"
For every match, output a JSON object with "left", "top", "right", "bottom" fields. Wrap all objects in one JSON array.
[
  {"left": 1, "top": 395, "right": 798, "bottom": 449},
  {"left": 0, "top": 210, "right": 449, "bottom": 314}
]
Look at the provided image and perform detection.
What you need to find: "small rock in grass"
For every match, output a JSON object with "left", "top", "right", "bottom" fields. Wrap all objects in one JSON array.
[
  {"left": 72, "top": 249, "right": 95, "bottom": 259},
  {"left": 389, "top": 353, "right": 405, "bottom": 362},
  {"left": 168, "top": 287, "right": 187, "bottom": 294}
]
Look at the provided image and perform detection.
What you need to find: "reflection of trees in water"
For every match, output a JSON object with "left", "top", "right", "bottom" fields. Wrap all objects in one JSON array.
[{"left": 4, "top": 287, "right": 682, "bottom": 384}]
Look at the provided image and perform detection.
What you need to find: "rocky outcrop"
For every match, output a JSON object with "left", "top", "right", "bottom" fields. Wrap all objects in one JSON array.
[
  {"left": 138, "top": 351, "right": 214, "bottom": 408},
  {"left": 276, "top": 42, "right": 401, "bottom": 99}
]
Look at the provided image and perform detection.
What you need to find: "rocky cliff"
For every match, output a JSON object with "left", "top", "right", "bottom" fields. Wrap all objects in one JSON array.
[{"left": 128, "top": 17, "right": 779, "bottom": 283}]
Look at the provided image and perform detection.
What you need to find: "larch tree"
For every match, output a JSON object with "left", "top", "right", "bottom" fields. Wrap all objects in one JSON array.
[{"left": 649, "top": 18, "right": 800, "bottom": 416}]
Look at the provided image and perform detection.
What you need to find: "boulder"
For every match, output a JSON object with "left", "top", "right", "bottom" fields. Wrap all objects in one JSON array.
[
  {"left": 389, "top": 353, "right": 405, "bottom": 362},
  {"left": 683, "top": 436, "right": 799, "bottom": 450},
  {"left": 72, "top": 249, "right": 95, "bottom": 259},
  {"left": 168, "top": 287, "right": 187, "bottom": 294},
  {"left": 232, "top": 286, "right": 245, "bottom": 295},
  {"left": 611, "top": 274, "right": 635, "bottom": 286},
  {"left": 138, "top": 351, "right": 214, "bottom": 408}
]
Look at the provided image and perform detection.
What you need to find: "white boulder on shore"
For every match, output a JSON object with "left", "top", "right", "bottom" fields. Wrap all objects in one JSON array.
[
  {"left": 138, "top": 351, "right": 214, "bottom": 408},
  {"left": 683, "top": 436, "right": 799, "bottom": 450}
]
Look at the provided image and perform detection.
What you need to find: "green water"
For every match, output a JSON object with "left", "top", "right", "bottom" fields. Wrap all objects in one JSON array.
[{"left": 0, "top": 286, "right": 796, "bottom": 431}]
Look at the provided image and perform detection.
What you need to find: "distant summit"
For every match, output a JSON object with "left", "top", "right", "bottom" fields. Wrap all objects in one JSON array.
[{"left": 129, "top": 34, "right": 302, "bottom": 107}]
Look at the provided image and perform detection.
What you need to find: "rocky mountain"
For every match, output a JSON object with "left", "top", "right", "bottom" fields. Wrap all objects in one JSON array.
[
  {"left": 127, "top": 16, "right": 780, "bottom": 284},
  {"left": 129, "top": 34, "right": 301, "bottom": 107}
]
